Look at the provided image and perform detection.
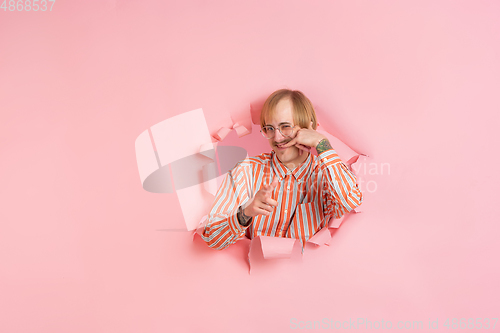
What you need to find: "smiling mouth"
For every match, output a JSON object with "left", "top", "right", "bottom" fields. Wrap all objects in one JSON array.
[
  {"left": 275, "top": 143, "right": 289, "bottom": 150},
  {"left": 275, "top": 141, "right": 289, "bottom": 147}
]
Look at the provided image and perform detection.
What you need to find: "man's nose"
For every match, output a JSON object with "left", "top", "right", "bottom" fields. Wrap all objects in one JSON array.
[{"left": 273, "top": 128, "right": 285, "bottom": 141}]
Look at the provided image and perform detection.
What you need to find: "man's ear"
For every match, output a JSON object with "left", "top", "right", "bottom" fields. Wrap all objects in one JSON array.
[{"left": 309, "top": 121, "right": 313, "bottom": 130}]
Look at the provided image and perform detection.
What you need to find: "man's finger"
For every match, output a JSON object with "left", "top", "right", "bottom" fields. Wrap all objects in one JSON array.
[
  {"left": 296, "top": 144, "right": 311, "bottom": 152},
  {"left": 265, "top": 197, "right": 278, "bottom": 207},
  {"left": 260, "top": 178, "right": 279, "bottom": 197},
  {"left": 259, "top": 203, "right": 274, "bottom": 213},
  {"left": 256, "top": 206, "right": 272, "bottom": 215},
  {"left": 260, "top": 184, "right": 272, "bottom": 196},
  {"left": 280, "top": 137, "right": 297, "bottom": 148}
]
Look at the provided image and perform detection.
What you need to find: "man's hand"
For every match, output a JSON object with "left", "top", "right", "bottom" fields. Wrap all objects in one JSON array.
[
  {"left": 244, "top": 177, "right": 279, "bottom": 217},
  {"left": 277, "top": 124, "right": 327, "bottom": 155}
]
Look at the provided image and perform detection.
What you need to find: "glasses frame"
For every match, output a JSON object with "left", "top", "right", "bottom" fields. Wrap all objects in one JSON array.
[{"left": 260, "top": 123, "right": 295, "bottom": 139}]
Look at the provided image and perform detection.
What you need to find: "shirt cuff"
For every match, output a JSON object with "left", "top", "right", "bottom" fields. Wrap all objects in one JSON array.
[{"left": 317, "top": 149, "right": 343, "bottom": 168}]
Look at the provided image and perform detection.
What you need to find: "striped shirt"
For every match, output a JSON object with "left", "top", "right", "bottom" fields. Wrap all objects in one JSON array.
[{"left": 201, "top": 148, "right": 363, "bottom": 250}]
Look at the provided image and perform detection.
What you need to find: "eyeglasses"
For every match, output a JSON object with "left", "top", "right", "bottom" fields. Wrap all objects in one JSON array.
[{"left": 260, "top": 124, "right": 294, "bottom": 139}]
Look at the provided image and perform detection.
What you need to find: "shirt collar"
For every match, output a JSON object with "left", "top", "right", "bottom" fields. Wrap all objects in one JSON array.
[{"left": 271, "top": 150, "right": 313, "bottom": 181}]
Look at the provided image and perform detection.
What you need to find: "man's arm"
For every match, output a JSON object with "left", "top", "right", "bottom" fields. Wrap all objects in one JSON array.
[
  {"left": 279, "top": 127, "right": 362, "bottom": 218},
  {"left": 316, "top": 138, "right": 334, "bottom": 155},
  {"left": 200, "top": 165, "right": 252, "bottom": 250},
  {"left": 315, "top": 139, "right": 363, "bottom": 219}
]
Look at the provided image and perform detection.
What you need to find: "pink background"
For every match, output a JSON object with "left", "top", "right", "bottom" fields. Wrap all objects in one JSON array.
[{"left": 1, "top": 1, "right": 499, "bottom": 332}]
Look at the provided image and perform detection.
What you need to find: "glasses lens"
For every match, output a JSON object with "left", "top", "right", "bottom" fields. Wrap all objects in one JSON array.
[
  {"left": 280, "top": 125, "right": 293, "bottom": 137},
  {"left": 262, "top": 127, "right": 274, "bottom": 139}
]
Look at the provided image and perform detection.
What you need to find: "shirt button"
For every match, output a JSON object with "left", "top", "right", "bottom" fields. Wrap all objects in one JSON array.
[
  {"left": 287, "top": 186, "right": 290, "bottom": 190},
  {"left": 284, "top": 209, "right": 288, "bottom": 213}
]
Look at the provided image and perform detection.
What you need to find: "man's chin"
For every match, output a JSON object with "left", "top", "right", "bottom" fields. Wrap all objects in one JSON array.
[
  {"left": 274, "top": 147, "right": 298, "bottom": 159},
  {"left": 274, "top": 146, "right": 289, "bottom": 153}
]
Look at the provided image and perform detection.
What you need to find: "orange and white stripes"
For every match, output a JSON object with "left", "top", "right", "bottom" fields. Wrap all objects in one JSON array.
[{"left": 201, "top": 149, "right": 362, "bottom": 250}]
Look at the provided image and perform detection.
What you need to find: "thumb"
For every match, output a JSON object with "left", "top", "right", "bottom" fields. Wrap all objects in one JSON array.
[{"left": 262, "top": 177, "right": 279, "bottom": 194}]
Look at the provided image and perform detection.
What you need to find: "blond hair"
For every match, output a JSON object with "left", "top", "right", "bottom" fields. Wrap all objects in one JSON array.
[{"left": 260, "top": 89, "right": 318, "bottom": 130}]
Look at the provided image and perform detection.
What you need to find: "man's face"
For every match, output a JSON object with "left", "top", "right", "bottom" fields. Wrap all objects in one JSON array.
[{"left": 264, "top": 98, "right": 304, "bottom": 168}]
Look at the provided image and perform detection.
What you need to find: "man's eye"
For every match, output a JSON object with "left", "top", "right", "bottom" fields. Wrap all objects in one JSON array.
[
  {"left": 281, "top": 125, "right": 292, "bottom": 129},
  {"left": 265, "top": 127, "right": 274, "bottom": 131}
]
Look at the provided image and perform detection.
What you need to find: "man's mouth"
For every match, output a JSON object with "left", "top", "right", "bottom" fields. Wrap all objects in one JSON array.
[{"left": 275, "top": 142, "right": 289, "bottom": 150}]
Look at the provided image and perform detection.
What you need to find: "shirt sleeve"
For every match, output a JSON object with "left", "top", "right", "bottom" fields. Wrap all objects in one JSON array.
[
  {"left": 317, "top": 149, "right": 363, "bottom": 220},
  {"left": 200, "top": 163, "right": 253, "bottom": 250}
]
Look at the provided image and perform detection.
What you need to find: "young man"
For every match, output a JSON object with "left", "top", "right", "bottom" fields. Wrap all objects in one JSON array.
[{"left": 201, "top": 89, "right": 362, "bottom": 250}]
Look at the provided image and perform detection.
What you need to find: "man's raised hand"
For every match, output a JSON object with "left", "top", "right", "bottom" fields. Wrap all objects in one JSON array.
[
  {"left": 244, "top": 177, "right": 279, "bottom": 217},
  {"left": 278, "top": 123, "right": 326, "bottom": 154}
]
